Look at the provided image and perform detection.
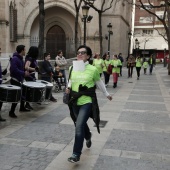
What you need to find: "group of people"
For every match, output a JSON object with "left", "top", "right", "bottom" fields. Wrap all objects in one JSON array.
[
  {"left": 92, "top": 52, "right": 123, "bottom": 88},
  {"left": 127, "top": 54, "right": 156, "bottom": 79},
  {"left": 0, "top": 45, "right": 67, "bottom": 121}
]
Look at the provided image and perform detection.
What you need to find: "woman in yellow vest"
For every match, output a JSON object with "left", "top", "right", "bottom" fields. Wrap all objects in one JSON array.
[
  {"left": 110, "top": 55, "right": 122, "bottom": 88},
  {"left": 135, "top": 55, "right": 142, "bottom": 80},
  {"left": 93, "top": 53, "right": 103, "bottom": 77}
]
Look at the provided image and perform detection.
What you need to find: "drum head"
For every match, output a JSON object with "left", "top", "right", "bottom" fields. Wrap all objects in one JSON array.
[
  {"left": 36, "top": 80, "right": 53, "bottom": 88},
  {"left": 23, "top": 81, "right": 46, "bottom": 88},
  {"left": 0, "top": 84, "right": 21, "bottom": 90}
]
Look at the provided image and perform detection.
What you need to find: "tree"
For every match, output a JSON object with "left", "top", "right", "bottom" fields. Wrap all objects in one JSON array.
[
  {"left": 38, "top": 0, "right": 45, "bottom": 59},
  {"left": 83, "top": 0, "right": 115, "bottom": 55},
  {"left": 126, "top": 0, "right": 170, "bottom": 74},
  {"left": 74, "top": 0, "right": 83, "bottom": 53}
]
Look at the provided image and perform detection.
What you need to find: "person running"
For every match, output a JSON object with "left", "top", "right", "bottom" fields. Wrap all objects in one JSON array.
[{"left": 66, "top": 45, "right": 112, "bottom": 163}]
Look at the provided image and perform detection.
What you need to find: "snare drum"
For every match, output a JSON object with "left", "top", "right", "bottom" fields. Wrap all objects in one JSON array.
[
  {"left": 0, "top": 84, "right": 21, "bottom": 103},
  {"left": 36, "top": 80, "right": 53, "bottom": 100},
  {"left": 22, "top": 82, "right": 46, "bottom": 102}
]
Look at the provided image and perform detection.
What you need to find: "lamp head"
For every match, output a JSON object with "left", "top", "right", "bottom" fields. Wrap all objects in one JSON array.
[
  {"left": 107, "top": 23, "right": 112, "bottom": 32},
  {"left": 82, "top": 5, "right": 90, "bottom": 17}
]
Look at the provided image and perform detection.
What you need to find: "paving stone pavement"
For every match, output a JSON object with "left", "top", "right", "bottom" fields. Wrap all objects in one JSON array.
[{"left": 0, "top": 65, "right": 170, "bottom": 170}]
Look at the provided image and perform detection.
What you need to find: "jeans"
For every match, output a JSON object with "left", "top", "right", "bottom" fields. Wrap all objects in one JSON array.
[
  {"left": 72, "top": 103, "right": 92, "bottom": 157},
  {"left": 149, "top": 64, "right": 153, "bottom": 74},
  {"left": 60, "top": 70, "right": 66, "bottom": 85}
]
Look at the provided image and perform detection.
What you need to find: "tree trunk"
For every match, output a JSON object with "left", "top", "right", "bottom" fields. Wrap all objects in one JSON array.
[
  {"left": 75, "top": 10, "right": 79, "bottom": 54},
  {"left": 98, "top": 12, "right": 103, "bottom": 56},
  {"left": 38, "top": 0, "right": 45, "bottom": 59}
]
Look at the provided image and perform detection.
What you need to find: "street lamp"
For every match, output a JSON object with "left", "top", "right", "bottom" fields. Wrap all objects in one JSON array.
[
  {"left": 128, "top": 32, "right": 132, "bottom": 57},
  {"left": 82, "top": 4, "right": 93, "bottom": 45},
  {"left": 107, "top": 23, "right": 113, "bottom": 55},
  {"left": 83, "top": 0, "right": 95, "bottom": 5},
  {"left": 164, "top": 48, "right": 167, "bottom": 67},
  {"left": 135, "top": 38, "right": 139, "bottom": 57}
]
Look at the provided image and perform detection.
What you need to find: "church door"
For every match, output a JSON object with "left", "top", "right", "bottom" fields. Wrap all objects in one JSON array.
[{"left": 46, "top": 25, "right": 66, "bottom": 59}]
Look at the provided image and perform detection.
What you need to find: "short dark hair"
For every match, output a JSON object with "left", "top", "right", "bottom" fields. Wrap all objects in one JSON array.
[
  {"left": 44, "top": 52, "right": 50, "bottom": 59},
  {"left": 16, "top": 45, "right": 25, "bottom": 53},
  {"left": 77, "top": 45, "right": 92, "bottom": 60},
  {"left": 26, "top": 46, "right": 39, "bottom": 59},
  {"left": 57, "top": 50, "right": 63, "bottom": 55}
]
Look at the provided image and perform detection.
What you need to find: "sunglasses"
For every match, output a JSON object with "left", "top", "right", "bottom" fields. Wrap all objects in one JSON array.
[{"left": 77, "top": 51, "right": 87, "bottom": 55}]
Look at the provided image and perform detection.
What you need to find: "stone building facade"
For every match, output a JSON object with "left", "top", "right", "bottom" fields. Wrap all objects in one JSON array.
[{"left": 0, "top": 0, "right": 132, "bottom": 60}]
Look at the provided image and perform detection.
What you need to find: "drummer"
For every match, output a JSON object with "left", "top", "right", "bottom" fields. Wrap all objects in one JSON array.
[
  {"left": 9, "top": 45, "right": 30, "bottom": 118},
  {"left": 0, "top": 61, "right": 8, "bottom": 121},
  {"left": 24, "top": 46, "right": 39, "bottom": 110}
]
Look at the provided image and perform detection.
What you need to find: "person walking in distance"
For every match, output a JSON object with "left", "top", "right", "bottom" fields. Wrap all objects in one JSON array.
[
  {"left": 102, "top": 54, "right": 111, "bottom": 87},
  {"left": 148, "top": 54, "right": 156, "bottom": 75},
  {"left": 66, "top": 45, "right": 112, "bottom": 163},
  {"left": 143, "top": 58, "right": 148, "bottom": 75},
  {"left": 93, "top": 53, "right": 103, "bottom": 77},
  {"left": 110, "top": 54, "right": 121, "bottom": 88},
  {"left": 135, "top": 55, "right": 142, "bottom": 80},
  {"left": 127, "top": 54, "right": 136, "bottom": 78},
  {"left": 118, "top": 53, "right": 124, "bottom": 76}
]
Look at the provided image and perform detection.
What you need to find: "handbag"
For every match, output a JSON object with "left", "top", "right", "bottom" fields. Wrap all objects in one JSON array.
[
  {"left": 107, "top": 64, "right": 112, "bottom": 74},
  {"left": 63, "top": 66, "right": 73, "bottom": 104}
]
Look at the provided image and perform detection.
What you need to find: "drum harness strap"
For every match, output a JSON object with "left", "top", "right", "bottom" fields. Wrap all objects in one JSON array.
[{"left": 11, "top": 77, "right": 22, "bottom": 84}]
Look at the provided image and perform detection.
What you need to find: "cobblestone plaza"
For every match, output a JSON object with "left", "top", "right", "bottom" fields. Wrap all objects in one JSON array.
[{"left": 0, "top": 65, "right": 170, "bottom": 170}]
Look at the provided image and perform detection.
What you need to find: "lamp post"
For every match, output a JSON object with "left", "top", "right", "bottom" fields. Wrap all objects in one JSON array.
[
  {"left": 81, "top": 0, "right": 95, "bottom": 45},
  {"left": 128, "top": 32, "right": 132, "bottom": 57},
  {"left": 164, "top": 48, "right": 167, "bottom": 67},
  {"left": 107, "top": 23, "right": 113, "bottom": 55},
  {"left": 135, "top": 38, "right": 139, "bottom": 57}
]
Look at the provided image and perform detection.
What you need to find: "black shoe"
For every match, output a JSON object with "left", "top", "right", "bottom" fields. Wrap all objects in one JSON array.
[
  {"left": 9, "top": 112, "right": 17, "bottom": 118},
  {"left": 50, "top": 98, "right": 57, "bottom": 102},
  {"left": 68, "top": 154, "right": 80, "bottom": 163},
  {"left": 0, "top": 117, "right": 6, "bottom": 121},
  {"left": 19, "top": 108, "right": 30, "bottom": 112},
  {"left": 25, "top": 103, "right": 33, "bottom": 110},
  {"left": 86, "top": 132, "right": 92, "bottom": 148}
]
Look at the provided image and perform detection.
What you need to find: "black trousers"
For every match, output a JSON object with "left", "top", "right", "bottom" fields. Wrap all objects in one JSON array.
[
  {"left": 10, "top": 79, "right": 24, "bottom": 113},
  {"left": 103, "top": 71, "right": 110, "bottom": 84},
  {"left": 128, "top": 66, "right": 134, "bottom": 77},
  {"left": 136, "top": 67, "right": 141, "bottom": 78}
]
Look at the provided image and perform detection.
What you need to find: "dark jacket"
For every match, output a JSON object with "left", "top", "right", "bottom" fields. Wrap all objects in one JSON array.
[
  {"left": 10, "top": 52, "right": 25, "bottom": 82},
  {"left": 68, "top": 86, "right": 100, "bottom": 134},
  {"left": 41, "top": 60, "right": 54, "bottom": 78},
  {"left": 148, "top": 57, "right": 156, "bottom": 65},
  {"left": 0, "top": 64, "right": 2, "bottom": 84}
]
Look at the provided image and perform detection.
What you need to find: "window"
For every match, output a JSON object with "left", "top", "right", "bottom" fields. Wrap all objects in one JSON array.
[
  {"left": 142, "top": 29, "right": 153, "bottom": 35},
  {"left": 140, "top": 3, "right": 153, "bottom": 10},
  {"left": 139, "top": 17, "right": 153, "bottom": 23},
  {"left": 155, "top": 11, "right": 167, "bottom": 21}
]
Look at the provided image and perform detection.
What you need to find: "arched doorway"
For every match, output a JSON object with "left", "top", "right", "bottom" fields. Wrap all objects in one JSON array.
[{"left": 46, "top": 25, "right": 66, "bottom": 59}]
